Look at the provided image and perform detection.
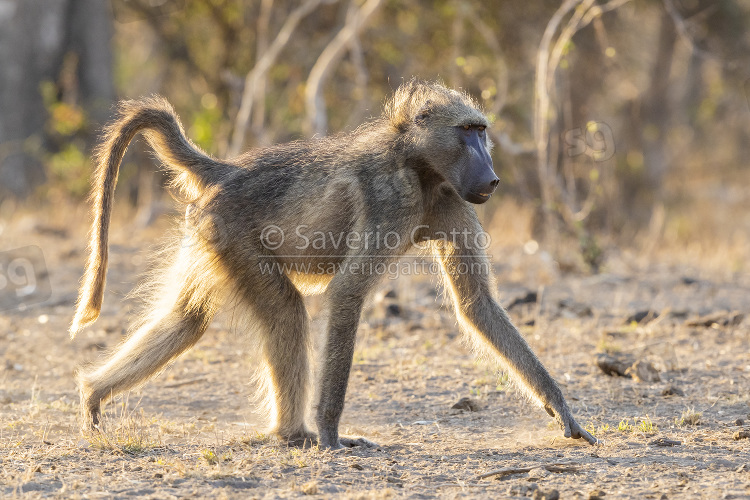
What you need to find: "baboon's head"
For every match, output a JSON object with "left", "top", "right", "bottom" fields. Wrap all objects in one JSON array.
[{"left": 385, "top": 80, "right": 498, "bottom": 204}]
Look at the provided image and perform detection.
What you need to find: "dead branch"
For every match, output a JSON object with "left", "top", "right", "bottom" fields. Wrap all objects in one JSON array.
[
  {"left": 467, "top": 9, "right": 509, "bottom": 117},
  {"left": 343, "top": 0, "right": 372, "bottom": 129},
  {"left": 534, "top": 0, "right": 633, "bottom": 238},
  {"left": 478, "top": 467, "right": 533, "bottom": 479},
  {"left": 229, "top": 0, "right": 327, "bottom": 156},
  {"left": 250, "top": 0, "right": 274, "bottom": 144},
  {"left": 163, "top": 377, "right": 208, "bottom": 389},
  {"left": 304, "top": 0, "right": 385, "bottom": 137},
  {"left": 663, "top": 0, "right": 722, "bottom": 62},
  {"left": 534, "top": 0, "right": 581, "bottom": 239},
  {"left": 478, "top": 463, "right": 580, "bottom": 480}
]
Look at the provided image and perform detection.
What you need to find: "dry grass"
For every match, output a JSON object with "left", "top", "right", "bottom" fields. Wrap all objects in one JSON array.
[{"left": 676, "top": 408, "right": 703, "bottom": 427}]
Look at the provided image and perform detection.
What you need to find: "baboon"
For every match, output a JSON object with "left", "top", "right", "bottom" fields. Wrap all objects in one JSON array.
[{"left": 71, "top": 80, "right": 597, "bottom": 448}]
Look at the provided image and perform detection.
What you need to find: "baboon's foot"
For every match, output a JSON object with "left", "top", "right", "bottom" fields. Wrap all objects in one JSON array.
[
  {"left": 339, "top": 436, "right": 379, "bottom": 449},
  {"left": 80, "top": 401, "right": 101, "bottom": 432},
  {"left": 78, "top": 382, "right": 102, "bottom": 431}
]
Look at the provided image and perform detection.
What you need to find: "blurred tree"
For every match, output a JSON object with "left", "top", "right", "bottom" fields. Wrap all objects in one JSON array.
[{"left": 0, "top": 0, "right": 113, "bottom": 200}]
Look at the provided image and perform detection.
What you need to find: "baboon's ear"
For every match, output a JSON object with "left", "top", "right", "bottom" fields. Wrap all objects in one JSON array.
[{"left": 414, "top": 100, "right": 432, "bottom": 125}]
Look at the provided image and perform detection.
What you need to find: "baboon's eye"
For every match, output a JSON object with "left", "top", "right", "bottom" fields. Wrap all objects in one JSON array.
[
  {"left": 463, "top": 125, "right": 470, "bottom": 130},
  {"left": 477, "top": 125, "right": 486, "bottom": 132}
]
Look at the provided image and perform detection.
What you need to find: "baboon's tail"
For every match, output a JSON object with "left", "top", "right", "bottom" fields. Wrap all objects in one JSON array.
[{"left": 70, "top": 96, "right": 226, "bottom": 338}]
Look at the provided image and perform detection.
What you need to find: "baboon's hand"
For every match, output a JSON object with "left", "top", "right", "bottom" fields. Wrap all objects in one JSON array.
[
  {"left": 567, "top": 418, "right": 598, "bottom": 445},
  {"left": 545, "top": 405, "right": 599, "bottom": 445}
]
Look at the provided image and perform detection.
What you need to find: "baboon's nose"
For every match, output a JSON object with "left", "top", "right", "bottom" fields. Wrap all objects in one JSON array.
[{"left": 478, "top": 176, "right": 499, "bottom": 196}]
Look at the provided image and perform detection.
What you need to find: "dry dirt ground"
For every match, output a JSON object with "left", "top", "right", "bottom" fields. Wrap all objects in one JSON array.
[{"left": 1, "top": 208, "right": 749, "bottom": 499}]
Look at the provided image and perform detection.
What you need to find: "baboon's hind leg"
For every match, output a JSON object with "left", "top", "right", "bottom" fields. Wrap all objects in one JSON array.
[
  {"left": 79, "top": 263, "right": 218, "bottom": 428},
  {"left": 240, "top": 273, "right": 313, "bottom": 444}
]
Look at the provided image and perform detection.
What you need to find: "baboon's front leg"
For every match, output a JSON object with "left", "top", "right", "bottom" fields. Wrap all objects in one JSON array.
[
  {"left": 435, "top": 240, "right": 597, "bottom": 445},
  {"left": 315, "top": 275, "right": 379, "bottom": 449},
  {"left": 316, "top": 292, "right": 362, "bottom": 448}
]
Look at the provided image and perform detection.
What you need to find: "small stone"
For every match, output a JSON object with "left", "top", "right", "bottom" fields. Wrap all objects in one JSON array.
[
  {"left": 733, "top": 430, "right": 750, "bottom": 440},
  {"left": 527, "top": 467, "right": 550, "bottom": 480},
  {"left": 386, "top": 304, "right": 401, "bottom": 317},
  {"left": 649, "top": 438, "right": 681, "bottom": 447},
  {"left": 588, "top": 489, "right": 606, "bottom": 500},
  {"left": 595, "top": 353, "right": 632, "bottom": 377},
  {"left": 385, "top": 475, "right": 403, "bottom": 486},
  {"left": 625, "top": 360, "right": 660, "bottom": 383},
  {"left": 21, "top": 482, "right": 44, "bottom": 493},
  {"left": 734, "top": 418, "right": 744, "bottom": 426},
  {"left": 301, "top": 481, "right": 318, "bottom": 495},
  {"left": 626, "top": 310, "right": 658, "bottom": 324},
  {"left": 685, "top": 311, "right": 744, "bottom": 328},
  {"left": 559, "top": 299, "right": 592, "bottom": 317},
  {"left": 451, "top": 397, "right": 480, "bottom": 412},
  {"left": 507, "top": 291, "right": 537, "bottom": 309},
  {"left": 661, "top": 386, "right": 685, "bottom": 397}
]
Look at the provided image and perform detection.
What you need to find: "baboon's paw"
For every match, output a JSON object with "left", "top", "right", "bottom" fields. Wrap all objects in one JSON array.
[
  {"left": 80, "top": 415, "right": 102, "bottom": 434},
  {"left": 568, "top": 418, "right": 599, "bottom": 445},
  {"left": 80, "top": 403, "right": 102, "bottom": 433},
  {"left": 546, "top": 405, "right": 599, "bottom": 445},
  {"left": 339, "top": 436, "right": 379, "bottom": 449}
]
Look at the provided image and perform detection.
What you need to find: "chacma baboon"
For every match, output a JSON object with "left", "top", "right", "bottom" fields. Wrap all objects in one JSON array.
[{"left": 71, "top": 80, "right": 597, "bottom": 448}]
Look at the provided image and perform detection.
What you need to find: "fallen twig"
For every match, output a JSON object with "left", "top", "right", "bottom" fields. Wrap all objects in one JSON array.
[
  {"left": 648, "top": 438, "right": 681, "bottom": 447},
  {"left": 164, "top": 377, "right": 207, "bottom": 389},
  {"left": 478, "top": 467, "right": 532, "bottom": 479},
  {"left": 478, "top": 463, "right": 580, "bottom": 480}
]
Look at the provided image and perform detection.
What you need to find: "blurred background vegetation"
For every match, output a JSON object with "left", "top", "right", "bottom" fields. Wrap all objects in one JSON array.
[{"left": 0, "top": 0, "right": 748, "bottom": 273}]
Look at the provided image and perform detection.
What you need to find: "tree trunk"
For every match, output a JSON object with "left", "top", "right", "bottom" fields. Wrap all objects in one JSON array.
[
  {"left": 641, "top": 11, "right": 676, "bottom": 195},
  {"left": 0, "top": 0, "right": 113, "bottom": 200}
]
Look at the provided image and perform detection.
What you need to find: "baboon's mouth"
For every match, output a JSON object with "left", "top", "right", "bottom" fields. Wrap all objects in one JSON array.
[{"left": 465, "top": 191, "right": 493, "bottom": 204}]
